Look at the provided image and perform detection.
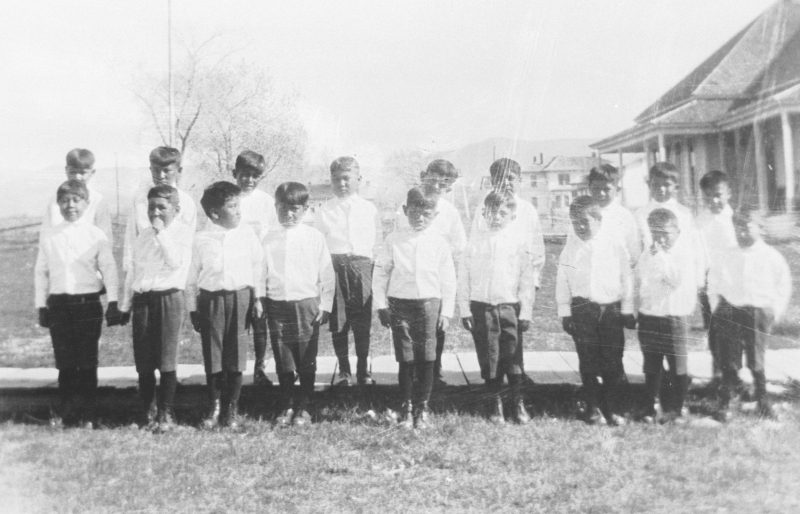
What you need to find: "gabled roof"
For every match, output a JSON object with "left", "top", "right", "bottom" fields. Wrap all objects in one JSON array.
[{"left": 542, "top": 156, "right": 608, "bottom": 172}]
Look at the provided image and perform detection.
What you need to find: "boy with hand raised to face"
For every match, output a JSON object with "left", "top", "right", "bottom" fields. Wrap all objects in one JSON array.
[
  {"left": 35, "top": 180, "right": 121, "bottom": 428},
  {"left": 315, "top": 157, "right": 381, "bottom": 387},
  {"left": 263, "top": 182, "right": 335, "bottom": 428},
  {"left": 232, "top": 150, "right": 280, "bottom": 388},
  {"left": 556, "top": 196, "right": 635, "bottom": 426},
  {"left": 187, "top": 182, "right": 265, "bottom": 430},
  {"left": 459, "top": 191, "right": 536, "bottom": 425},
  {"left": 119, "top": 185, "right": 193, "bottom": 432},
  {"left": 374, "top": 187, "right": 457, "bottom": 430}
]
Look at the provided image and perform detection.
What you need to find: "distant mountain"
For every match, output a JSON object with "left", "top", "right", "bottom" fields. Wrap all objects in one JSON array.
[{"left": 438, "top": 137, "right": 597, "bottom": 186}]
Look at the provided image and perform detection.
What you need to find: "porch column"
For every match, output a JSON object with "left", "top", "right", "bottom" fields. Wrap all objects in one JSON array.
[
  {"left": 717, "top": 132, "right": 726, "bottom": 172},
  {"left": 781, "top": 111, "right": 795, "bottom": 212},
  {"left": 618, "top": 149, "right": 626, "bottom": 205},
  {"left": 681, "top": 139, "right": 692, "bottom": 204},
  {"left": 733, "top": 127, "right": 741, "bottom": 177},
  {"left": 658, "top": 133, "right": 666, "bottom": 161},
  {"left": 753, "top": 121, "right": 769, "bottom": 210},
  {"left": 643, "top": 140, "right": 651, "bottom": 170}
]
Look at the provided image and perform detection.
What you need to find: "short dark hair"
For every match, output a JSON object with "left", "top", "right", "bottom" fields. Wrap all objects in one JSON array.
[
  {"left": 699, "top": 170, "right": 730, "bottom": 192},
  {"left": 200, "top": 181, "right": 241, "bottom": 217},
  {"left": 65, "top": 148, "right": 95, "bottom": 169},
  {"left": 274, "top": 182, "right": 309, "bottom": 206},
  {"left": 234, "top": 150, "right": 266, "bottom": 176},
  {"left": 56, "top": 180, "right": 89, "bottom": 202},
  {"left": 149, "top": 146, "right": 182, "bottom": 167},
  {"left": 647, "top": 208, "right": 678, "bottom": 231},
  {"left": 330, "top": 156, "right": 360, "bottom": 175},
  {"left": 648, "top": 161, "right": 679, "bottom": 183},
  {"left": 588, "top": 164, "right": 620, "bottom": 185},
  {"left": 406, "top": 187, "right": 437, "bottom": 210},
  {"left": 484, "top": 190, "right": 517, "bottom": 211},
  {"left": 489, "top": 158, "right": 521, "bottom": 184},
  {"left": 147, "top": 184, "right": 180, "bottom": 207},
  {"left": 424, "top": 159, "right": 459, "bottom": 179},
  {"left": 569, "top": 195, "right": 601, "bottom": 221}
]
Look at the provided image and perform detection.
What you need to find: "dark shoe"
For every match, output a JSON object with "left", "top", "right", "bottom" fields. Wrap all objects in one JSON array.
[
  {"left": 292, "top": 410, "right": 311, "bottom": 427},
  {"left": 139, "top": 399, "right": 158, "bottom": 430},
  {"left": 398, "top": 402, "right": 414, "bottom": 430},
  {"left": 606, "top": 414, "right": 626, "bottom": 427},
  {"left": 514, "top": 398, "right": 531, "bottom": 425},
  {"left": 334, "top": 371, "right": 352, "bottom": 388},
  {"left": 226, "top": 404, "right": 241, "bottom": 430},
  {"left": 253, "top": 367, "right": 273, "bottom": 388},
  {"left": 276, "top": 408, "right": 294, "bottom": 427},
  {"left": 757, "top": 400, "right": 775, "bottom": 419},
  {"left": 584, "top": 407, "right": 606, "bottom": 426},
  {"left": 156, "top": 408, "right": 176, "bottom": 433},
  {"left": 414, "top": 402, "right": 431, "bottom": 430},
  {"left": 78, "top": 420, "right": 94, "bottom": 430},
  {"left": 201, "top": 400, "right": 221, "bottom": 430},
  {"left": 357, "top": 372, "right": 376, "bottom": 386},
  {"left": 489, "top": 397, "right": 505, "bottom": 425}
]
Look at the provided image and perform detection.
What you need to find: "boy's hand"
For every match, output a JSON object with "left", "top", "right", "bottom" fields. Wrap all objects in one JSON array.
[
  {"left": 119, "top": 311, "right": 131, "bottom": 327},
  {"left": 461, "top": 316, "right": 474, "bottom": 331},
  {"left": 378, "top": 309, "right": 391, "bottom": 328},
  {"left": 621, "top": 314, "right": 637, "bottom": 330},
  {"left": 438, "top": 316, "right": 450, "bottom": 331},
  {"left": 561, "top": 316, "right": 574, "bottom": 336},
  {"left": 151, "top": 218, "right": 166, "bottom": 234},
  {"left": 105, "top": 301, "right": 122, "bottom": 327},
  {"left": 519, "top": 319, "right": 531, "bottom": 332},
  {"left": 190, "top": 311, "right": 201, "bottom": 333},
  {"left": 38, "top": 308, "right": 50, "bottom": 328},
  {"left": 314, "top": 310, "right": 330, "bottom": 326},
  {"left": 253, "top": 298, "right": 265, "bottom": 320}
]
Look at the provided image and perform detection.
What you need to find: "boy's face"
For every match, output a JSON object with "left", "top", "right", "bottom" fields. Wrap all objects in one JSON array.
[
  {"left": 403, "top": 203, "right": 438, "bottom": 231},
  {"left": 420, "top": 171, "right": 451, "bottom": 197},
  {"left": 589, "top": 178, "right": 618, "bottom": 208},
  {"left": 276, "top": 201, "right": 307, "bottom": 228},
  {"left": 150, "top": 162, "right": 182, "bottom": 187},
  {"left": 57, "top": 193, "right": 88, "bottom": 222},
  {"left": 650, "top": 220, "right": 680, "bottom": 251},
  {"left": 148, "top": 197, "right": 179, "bottom": 228},
  {"left": 233, "top": 168, "right": 263, "bottom": 195},
  {"left": 211, "top": 196, "right": 241, "bottom": 229},
  {"left": 484, "top": 204, "right": 515, "bottom": 231},
  {"left": 331, "top": 168, "right": 360, "bottom": 198},
  {"left": 649, "top": 176, "right": 678, "bottom": 203},
  {"left": 65, "top": 165, "right": 95, "bottom": 183},
  {"left": 571, "top": 211, "right": 601, "bottom": 242},
  {"left": 491, "top": 170, "right": 521, "bottom": 194},
  {"left": 702, "top": 183, "right": 731, "bottom": 214},
  {"left": 734, "top": 217, "right": 760, "bottom": 248}
]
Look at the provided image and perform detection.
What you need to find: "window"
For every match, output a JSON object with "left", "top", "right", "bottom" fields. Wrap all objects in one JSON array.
[
  {"left": 530, "top": 176, "right": 538, "bottom": 187},
  {"left": 531, "top": 197, "right": 538, "bottom": 208},
  {"left": 554, "top": 196, "right": 562, "bottom": 208},
  {"left": 572, "top": 190, "right": 579, "bottom": 198},
  {"left": 558, "top": 173, "right": 570, "bottom": 185}
]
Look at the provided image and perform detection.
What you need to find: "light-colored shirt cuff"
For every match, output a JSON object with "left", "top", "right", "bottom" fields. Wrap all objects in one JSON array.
[
  {"left": 440, "top": 299, "right": 455, "bottom": 319},
  {"left": 458, "top": 301, "right": 472, "bottom": 317},
  {"left": 557, "top": 304, "right": 572, "bottom": 317}
]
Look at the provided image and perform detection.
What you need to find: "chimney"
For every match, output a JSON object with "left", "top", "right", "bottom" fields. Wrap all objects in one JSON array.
[{"left": 539, "top": 152, "right": 543, "bottom": 164}]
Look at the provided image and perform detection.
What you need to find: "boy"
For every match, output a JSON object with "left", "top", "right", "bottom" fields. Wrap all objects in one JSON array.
[
  {"left": 586, "top": 164, "right": 640, "bottom": 265},
  {"left": 374, "top": 187, "right": 457, "bottom": 429},
  {"left": 708, "top": 208, "right": 791, "bottom": 420},
  {"left": 635, "top": 209, "right": 703, "bottom": 423},
  {"left": 187, "top": 182, "right": 265, "bottom": 430},
  {"left": 119, "top": 185, "right": 193, "bottom": 432},
  {"left": 695, "top": 170, "right": 737, "bottom": 379},
  {"left": 634, "top": 162, "right": 699, "bottom": 252},
  {"left": 124, "top": 146, "right": 197, "bottom": 273},
  {"left": 263, "top": 182, "right": 335, "bottom": 427},
  {"left": 556, "top": 196, "right": 634, "bottom": 426},
  {"left": 396, "top": 160, "right": 465, "bottom": 386},
  {"left": 232, "top": 150, "right": 280, "bottom": 388},
  {"left": 459, "top": 191, "right": 536, "bottom": 424},
  {"left": 35, "top": 180, "right": 121, "bottom": 428},
  {"left": 41, "top": 149, "right": 113, "bottom": 241},
  {"left": 315, "top": 157, "right": 381, "bottom": 387}
]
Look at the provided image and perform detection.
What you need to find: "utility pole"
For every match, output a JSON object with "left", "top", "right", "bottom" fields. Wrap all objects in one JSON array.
[{"left": 167, "top": 0, "right": 174, "bottom": 147}]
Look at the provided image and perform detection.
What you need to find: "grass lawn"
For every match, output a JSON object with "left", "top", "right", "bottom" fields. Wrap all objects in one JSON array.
[{"left": 2, "top": 223, "right": 800, "bottom": 368}]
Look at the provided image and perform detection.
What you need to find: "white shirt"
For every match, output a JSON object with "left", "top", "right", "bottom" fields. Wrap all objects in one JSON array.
[
  {"left": 708, "top": 239, "right": 792, "bottom": 320},
  {"left": 34, "top": 222, "right": 118, "bottom": 308},
  {"left": 373, "top": 227, "right": 457, "bottom": 318},
  {"left": 458, "top": 226, "right": 536, "bottom": 320},
  {"left": 240, "top": 189, "right": 279, "bottom": 241},
  {"left": 396, "top": 197, "right": 467, "bottom": 261},
  {"left": 262, "top": 223, "right": 335, "bottom": 311},
  {"left": 186, "top": 223, "right": 264, "bottom": 311},
  {"left": 556, "top": 235, "right": 634, "bottom": 317},
  {"left": 314, "top": 194, "right": 380, "bottom": 258},
  {"left": 40, "top": 183, "right": 113, "bottom": 242},
  {"left": 124, "top": 182, "right": 197, "bottom": 272},
  {"left": 120, "top": 221, "right": 193, "bottom": 312},
  {"left": 470, "top": 193, "right": 546, "bottom": 285},
  {"left": 599, "top": 200, "right": 640, "bottom": 265},
  {"left": 635, "top": 236, "right": 702, "bottom": 317},
  {"left": 695, "top": 205, "right": 737, "bottom": 275}
]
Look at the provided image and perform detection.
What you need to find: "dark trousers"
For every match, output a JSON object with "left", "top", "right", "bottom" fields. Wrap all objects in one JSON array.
[
  {"left": 638, "top": 313, "right": 690, "bottom": 413},
  {"left": 198, "top": 288, "right": 253, "bottom": 374},
  {"left": 698, "top": 287, "right": 720, "bottom": 375},
  {"left": 388, "top": 297, "right": 440, "bottom": 363},
  {"left": 330, "top": 255, "right": 373, "bottom": 376},
  {"left": 253, "top": 298, "right": 268, "bottom": 369},
  {"left": 132, "top": 289, "right": 184, "bottom": 373},
  {"left": 47, "top": 293, "right": 103, "bottom": 370},
  {"left": 57, "top": 367, "right": 98, "bottom": 425},
  {"left": 266, "top": 297, "right": 320, "bottom": 375},
  {"left": 469, "top": 301, "right": 522, "bottom": 380}
]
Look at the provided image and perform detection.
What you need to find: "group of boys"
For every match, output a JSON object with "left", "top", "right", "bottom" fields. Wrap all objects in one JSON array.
[{"left": 34, "top": 146, "right": 790, "bottom": 432}]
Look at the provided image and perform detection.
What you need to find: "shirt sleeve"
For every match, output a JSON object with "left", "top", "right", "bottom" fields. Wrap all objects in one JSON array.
[
  {"left": 97, "top": 235, "right": 119, "bottom": 303},
  {"left": 155, "top": 226, "right": 189, "bottom": 270},
  {"left": 707, "top": 259, "right": 721, "bottom": 313},
  {"left": 439, "top": 240, "right": 457, "bottom": 318},
  {"left": 469, "top": 204, "right": 482, "bottom": 240},
  {"left": 251, "top": 230, "right": 265, "bottom": 298},
  {"left": 120, "top": 250, "right": 135, "bottom": 312},
  {"left": 185, "top": 240, "right": 201, "bottom": 312},
  {"left": 619, "top": 244, "right": 634, "bottom": 315},
  {"left": 773, "top": 250, "right": 792, "bottom": 321},
  {"left": 528, "top": 209, "right": 546, "bottom": 287},
  {"left": 317, "top": 237, "right": 335, "bottom": 312},
  {"left": 34, "top": 243, "right": 49, "bottom": 309},
  {"left": 457, "top": 243, "right": 472, "bottom": 317},
  {"left": 372, "top": 233, "right": 394, "bottom": 311},
  {"left": 517, "top": 242, "right": 537, "bottom": 321},
  {"left": 123, "top": 199, "right": 138, "bottom": 273},
  {"left": 555, "top": 246, "right": 573, "bottom": 317}
]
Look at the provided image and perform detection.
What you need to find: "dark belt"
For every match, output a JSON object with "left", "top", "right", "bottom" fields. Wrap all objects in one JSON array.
[
  {"left": 199, "top": 287, "right": 251, "bottom": 297},
  {"left": 134, "top": 288, "right": 180, "bottom": 299},
  {"left": 48, "top": 292, "right": 101, "bottom": 303}
]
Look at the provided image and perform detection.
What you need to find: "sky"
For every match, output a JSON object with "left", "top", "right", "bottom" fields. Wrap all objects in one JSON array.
[{"left": 0, "top": 0, "right": 777, "bottom": 215}]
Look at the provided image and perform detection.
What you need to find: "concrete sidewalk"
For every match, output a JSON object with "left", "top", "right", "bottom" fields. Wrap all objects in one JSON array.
[{"left": 2, "top": 349, "right": 800, "bottom": 389}]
